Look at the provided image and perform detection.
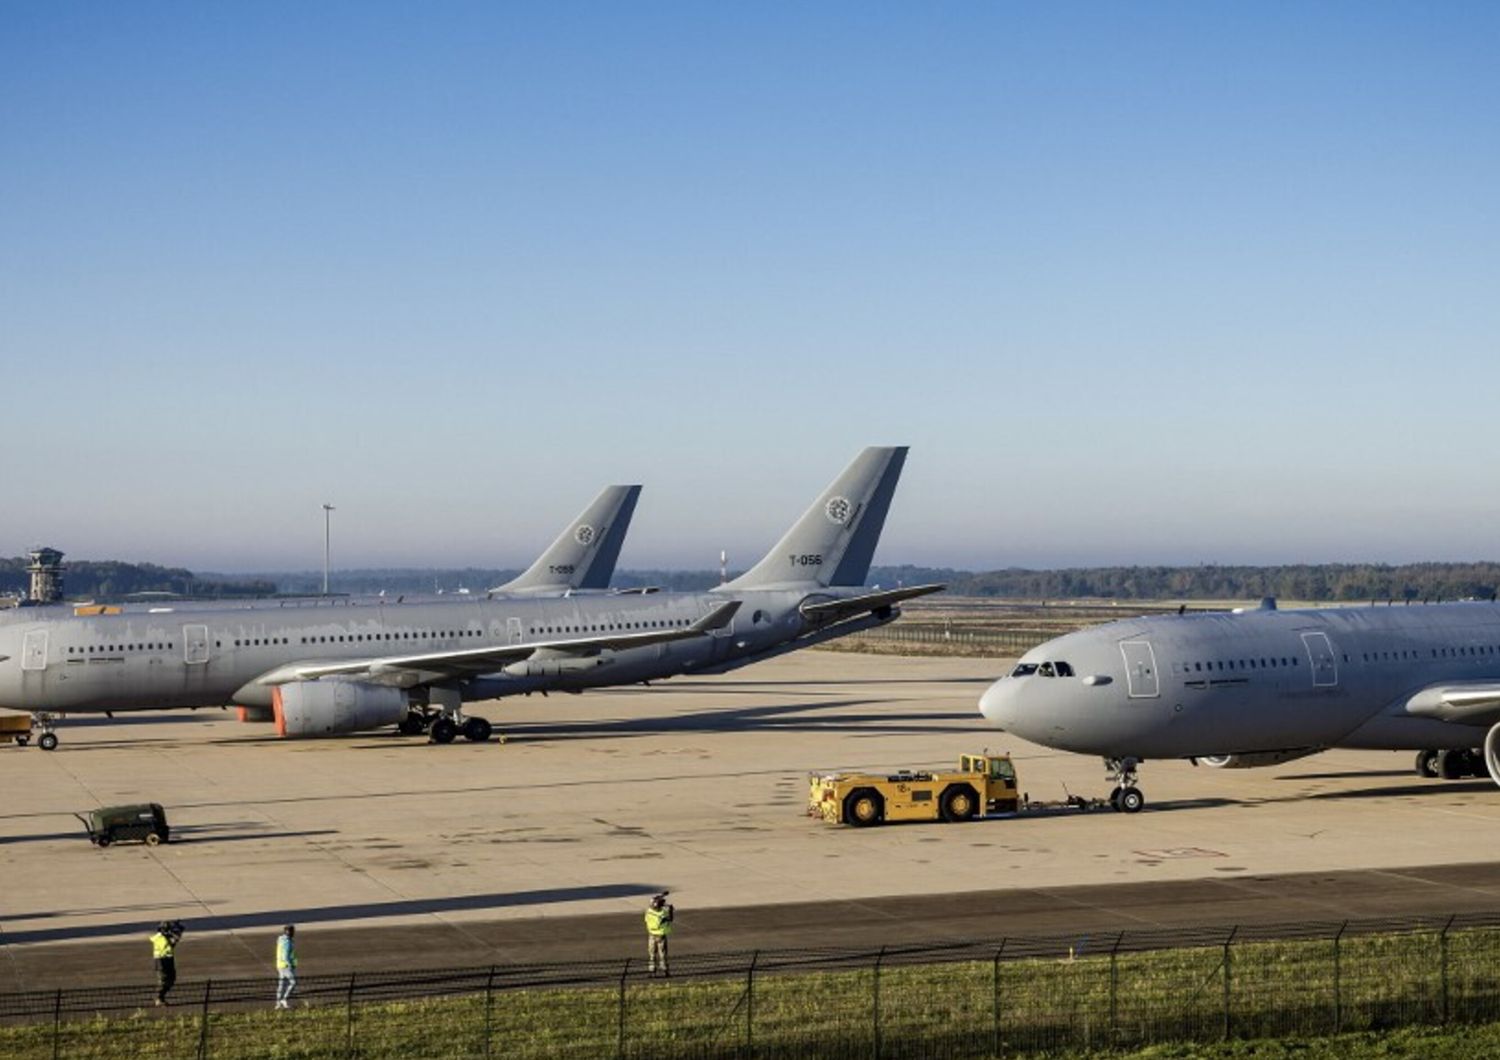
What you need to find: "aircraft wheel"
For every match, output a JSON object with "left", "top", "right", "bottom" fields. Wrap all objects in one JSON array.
[
  {"left": 462, "top": 717, "right": 492, "bottom": 743},
  {"left": 1108, "top": 786, "right": 1123, "bottom": 811},
  {"left": 1436, "top": 750, "right": 1469, "bottom": 781},
  {"left": 843, "top": 788, "right": 884, "bottom": 827},
  {"left": 1118, "top": 788, "right": 1146, "bottom": 814},
  {"left": 940, "top": 785, "right": 978, "bottom": 823},
  {"left": 430, "top": 718, "right": 457, "bottom": 745},
  {"left": 1414, "top": 750, "right": 1439, "bottom": 778},
  {"left": 38, "top": 733, "right": 58, "bottom": 752}
]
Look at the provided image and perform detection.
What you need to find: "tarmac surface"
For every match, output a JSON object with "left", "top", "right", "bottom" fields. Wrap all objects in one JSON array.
[{"left": 4, "top": 651, "right": 1500, "bottom": 991}]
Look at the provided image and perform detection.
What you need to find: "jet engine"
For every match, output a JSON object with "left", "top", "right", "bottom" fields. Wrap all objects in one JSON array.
[
  {"left": 273, "top": 680, "right": 409, "bottom": 738},
  {"left": 1486, "top": 723, "right": 1500, "bottom": 788},
  {"left": 236, "top": 706, "right": 274, "bottom": 723},
  {"left": 1197, "top": 748, "right": 1323, "bottom": 769}
]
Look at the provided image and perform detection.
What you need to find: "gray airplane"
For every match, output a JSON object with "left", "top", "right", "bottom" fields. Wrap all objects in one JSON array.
[
  {"left": 0, "top": 483, "right": 642, "bottom": 745},
  {"left": 978, "top": 599, "right": 1500, "bottom": 812},
  {"left": 1, "top": 448, "right": 940, "bottom": 746}
]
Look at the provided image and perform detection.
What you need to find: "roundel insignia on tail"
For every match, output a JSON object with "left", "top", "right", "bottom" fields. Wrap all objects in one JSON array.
[
  {"left": 574, "top": 525, "right": 597, "bottom": 546},
  {"left": 825, "top": 496, "right": 851, "bottom": 525}
]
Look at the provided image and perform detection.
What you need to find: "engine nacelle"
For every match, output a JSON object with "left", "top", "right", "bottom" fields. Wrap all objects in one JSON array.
[
  {"left": 272, "top": 680, "right": 408, "bottom": 738},
  {"left": 1198, "top": 748, "right": 1324, "bottom": 769}
]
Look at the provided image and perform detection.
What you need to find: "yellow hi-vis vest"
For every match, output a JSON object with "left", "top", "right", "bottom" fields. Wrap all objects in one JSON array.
[
  {"left": 276, "top": 935, "right": 296, "bottom": 970},
  {"left": 644, "top": 907, "right": 672, "bottom": 937},
  {"left": 151, "top": 932, "right": 175, "bottom": 960}
]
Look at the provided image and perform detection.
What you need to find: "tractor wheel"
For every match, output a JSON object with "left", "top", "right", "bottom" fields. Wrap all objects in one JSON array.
[
  {"left": 940, "top": 785, "right": 979, "bottom": 823},
  {"left": 843, "top": 789, "right": 884, "bottom": 827}
]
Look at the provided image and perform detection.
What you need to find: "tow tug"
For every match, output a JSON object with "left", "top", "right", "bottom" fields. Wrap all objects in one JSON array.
[{"left": 808, "top": 751, "right": 1118, "bottom": 827}]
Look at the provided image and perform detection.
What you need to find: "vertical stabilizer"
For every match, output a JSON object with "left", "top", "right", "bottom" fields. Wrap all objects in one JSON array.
[
  {"left": 723, "top": 447, "right": 908, "bottom": 590},
  {"left": 495, "top": 485, "right": 642, "bottom": 593}
]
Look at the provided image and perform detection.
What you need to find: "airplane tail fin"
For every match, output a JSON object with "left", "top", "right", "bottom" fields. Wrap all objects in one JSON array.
[
  {"left": 723, "top": 447, "right": 908, "bottom": 591},
  {"left": 494, "top": 485, "right": 642, "bottom": 593}
]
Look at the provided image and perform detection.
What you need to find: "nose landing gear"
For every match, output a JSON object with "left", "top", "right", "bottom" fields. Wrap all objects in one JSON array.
[{"left": 1105, "top": 756, "right": 1145, "bottom": 813}]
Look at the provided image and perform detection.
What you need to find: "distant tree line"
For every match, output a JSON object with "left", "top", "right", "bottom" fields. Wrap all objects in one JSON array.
[
  {"left": 0, "top": 558, "right": 275, "bottom": 601},
  {"left": 926, "top": 563, "right": 1500, "bottom": 602},
  {"left": 12, "top": 558, "right": 1500, "bottom": 604}
]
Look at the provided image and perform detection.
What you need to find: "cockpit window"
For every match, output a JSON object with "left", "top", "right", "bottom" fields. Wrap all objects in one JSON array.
[
  {"left": 1055, "top": 661, "right": 1074, "bottom": 677},
  {"left": 1037, "top": 662, "right": 1055, "bottom": 677},
  {"left": 1011, "top": 662, "right": 1038, "bottom": 677}
]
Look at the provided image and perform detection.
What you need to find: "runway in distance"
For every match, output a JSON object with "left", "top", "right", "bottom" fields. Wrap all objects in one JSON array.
[
  {"left": 979, "top": 598, "right": 1500, "bottom": 811},
  {"left": 1, "top": 448, "right": 941, "bottom": 745}
]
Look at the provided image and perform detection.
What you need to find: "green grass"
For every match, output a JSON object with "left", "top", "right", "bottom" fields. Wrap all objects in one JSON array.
[{"left": 3, "top": 929, "right": 1498, "bottom": 1058}]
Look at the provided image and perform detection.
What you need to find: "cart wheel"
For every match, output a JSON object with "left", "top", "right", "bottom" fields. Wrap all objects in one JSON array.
[
  {"left": 145, "top": 832, "right": 162, "bottom": 847},
  {"left": 96, "top": 835, "right": 111, "bottom": 848},
  {"left": 38, "top": 733, "right": 59, "bottom": 752},
  {"left": 15, "top": 734, "right": 28, "bottom": 747}
]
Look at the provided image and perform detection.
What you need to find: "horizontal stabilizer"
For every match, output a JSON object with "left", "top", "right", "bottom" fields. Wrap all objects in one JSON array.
[{"left": 799, "top": 583, "right": 945, "bottom": 624}]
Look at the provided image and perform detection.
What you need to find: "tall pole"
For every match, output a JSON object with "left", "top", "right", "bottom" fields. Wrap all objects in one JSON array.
[{"left": 322, "top": 504, "right": 335, "bottom": 595}]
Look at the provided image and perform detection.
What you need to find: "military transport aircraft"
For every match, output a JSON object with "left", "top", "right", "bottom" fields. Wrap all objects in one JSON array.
[
  {"left": 0, "top": 482, "right": 642, "bottom": 746},
  {"left": 978, "top": 598, "right": 1500, "bottom": 811},
  {"left": 1, "top": 448, "right": 940, "bottom": 747}
]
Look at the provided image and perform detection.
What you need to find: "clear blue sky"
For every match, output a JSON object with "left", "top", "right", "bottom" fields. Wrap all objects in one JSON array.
[{"left": 4, "top": 3, "right": 1497, "bottom": 572}]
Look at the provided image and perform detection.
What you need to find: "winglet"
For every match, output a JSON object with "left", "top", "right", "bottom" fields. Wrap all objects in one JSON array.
[{"left": 691, "top": 600, "right": 741, "bottom": 633}]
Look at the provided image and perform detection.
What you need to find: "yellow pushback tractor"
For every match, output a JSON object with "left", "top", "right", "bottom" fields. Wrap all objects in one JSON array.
[{"left": 809, "top": 753, "right": 1022, "bottom": 827}]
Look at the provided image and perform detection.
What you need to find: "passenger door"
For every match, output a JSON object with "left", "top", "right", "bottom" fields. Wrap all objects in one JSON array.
[
  {"left": 1299, "top": 631, "right": 1338, "bottom": 688},
  {"left": 183, "top": 625, "right": 210, "bottom": 665},
  {"left": 1119, "top": 640, "right": 1160, "bottom": 698},
  {"left": 21, "top": 630, "right": 48, "bottom": 671}
]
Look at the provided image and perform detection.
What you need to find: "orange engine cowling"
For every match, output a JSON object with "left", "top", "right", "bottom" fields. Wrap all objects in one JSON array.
[
  {"left": 272, "top": 680, "right": 408, "bottom": 738},
  {"left": 237, "top": 706, "right": 275, "bottom": 723}
]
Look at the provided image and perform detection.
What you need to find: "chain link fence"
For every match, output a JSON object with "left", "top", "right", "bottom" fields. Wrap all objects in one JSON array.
[{"left": 3, "top": 912, "right": 1499, "bottom": 1057}]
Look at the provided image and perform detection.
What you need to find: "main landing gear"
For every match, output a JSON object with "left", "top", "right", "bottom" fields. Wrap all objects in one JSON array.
[
  {"left": 1414, "top": 748, "right": 1486, "bottom": 780},
  {"left": 397, "top": 708, "right": 497, "bottom": 745},
  {"left": 1105, "top": 756, "right": 1146, "bottom": 813}
]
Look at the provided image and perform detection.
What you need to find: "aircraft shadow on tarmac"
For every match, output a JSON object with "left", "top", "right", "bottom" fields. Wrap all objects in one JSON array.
[
  {"left": 0, "top": 883, "right": 661, "bottom": 947},
  {"left": 496, "top": 699, "right": 983, "bottom": 743}
]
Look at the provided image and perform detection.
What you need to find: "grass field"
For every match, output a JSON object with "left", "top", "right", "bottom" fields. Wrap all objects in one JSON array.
[{"left": 4, "top": 926, "right": 1498, "bottom": 1058}]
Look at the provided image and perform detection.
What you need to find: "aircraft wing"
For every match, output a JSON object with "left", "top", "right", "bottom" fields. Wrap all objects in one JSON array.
[
  {"left": 798, "top": 583, "right": 946, "bottom": 623},
  {"left": 1403, "top": 682, "right": 1500, "bottom": 727},
  {"left": 271, "top": 601, "right": 741, "bottom": 684}
]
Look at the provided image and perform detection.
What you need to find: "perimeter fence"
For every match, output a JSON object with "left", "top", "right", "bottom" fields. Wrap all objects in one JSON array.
[
  {"left": 832, "top": 625, "right": 1060, "bottom": 655},
  {"left": 4, "top": 911, "right": 1500, "bottom": 1058}
]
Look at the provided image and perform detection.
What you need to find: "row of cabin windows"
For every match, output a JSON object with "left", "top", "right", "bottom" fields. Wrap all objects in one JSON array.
[
  {"left": 537, "top": 618, "right": 688, "bottom": 634},
  {"left": 68, "top": 643, "right": 174, "bottom": 654},
  {"left": 1173, "top": 657, "right": 1300, "bottom": 675}
]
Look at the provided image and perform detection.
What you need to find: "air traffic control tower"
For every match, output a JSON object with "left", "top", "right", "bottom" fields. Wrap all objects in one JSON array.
[{"left": 26, "top": 547, "right": 65, "bottom": 604}]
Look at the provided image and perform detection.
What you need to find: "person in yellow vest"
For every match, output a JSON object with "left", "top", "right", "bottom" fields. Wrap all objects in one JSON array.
[
  {"left": 150, "top": 920, "right": 183, "bottom": 1005},
  {"left": 644, "top": 892, "right": 674, "bottom": 977},
  {"left": 274, "top": 925, "right": 297, "bottom": 1009}
]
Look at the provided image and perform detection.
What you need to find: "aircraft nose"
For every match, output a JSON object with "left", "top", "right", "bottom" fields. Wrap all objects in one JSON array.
[{"left": 978, "top": 678, "right": 1014, "bottom": 728}]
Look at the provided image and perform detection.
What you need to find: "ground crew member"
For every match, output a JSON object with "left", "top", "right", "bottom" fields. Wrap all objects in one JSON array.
[
  {"left": 150, "top": 921, "right": 183, "bottom": 1005},
  {"left": 275, "top": 924, "right": 298, "bottom": 1009},
  {"left": 644, "top": 892, "right": 674, "bottom": 977}
]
